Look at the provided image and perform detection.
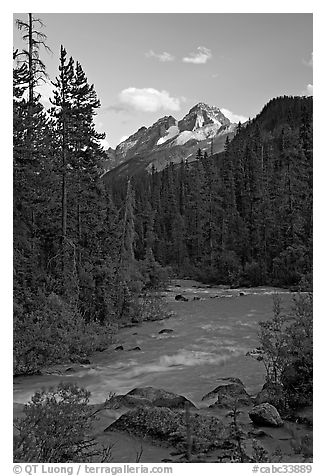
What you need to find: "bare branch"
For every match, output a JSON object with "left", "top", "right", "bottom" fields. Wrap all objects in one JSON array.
[{"left": 15, "top": 19, "right": 29, "bottom": 30}]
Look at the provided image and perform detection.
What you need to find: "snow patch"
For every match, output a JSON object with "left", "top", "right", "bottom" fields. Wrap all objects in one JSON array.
[
  {"left": 157, "top": 124, "right": 179, "bottom": 145},
  {"left": 174, "top": 123, "right": 223, "bottom": 146},
  {"left": 175, "top": 131, "right": 195, "bottom": 146},
  {"left": 118, "top": 139, "right": 138, "bottom": 153}
]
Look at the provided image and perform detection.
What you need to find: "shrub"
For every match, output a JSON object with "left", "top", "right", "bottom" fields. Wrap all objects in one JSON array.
[
  {"left": 138, "top": 251, "right": 170, "bottom": 291},
  {"left": 138, "top": 294, "right": 172, "bottom": 322},
  {"left": 240, "top": 260, "right": 262, "bottom": 287},
  {"left": 109, "top": 406, "right": 225, "bottom": 453},
  {"left": 196, "top": 251, "right": 241, "bottom": 285},
  {"left": 272, "top": 245, "right": 310, "bottom": 286},
  {"left": 280, "top": 293, "right": 313, "bottom": 408},
  {"left": 13, "top": 293, "right": 115, "bottom": 375},
  {"left": 14, "top": 383, "right": 112, "bottom": 463},
  {"left": 255, "top": 293, "right": 313, "bottom": 411}
]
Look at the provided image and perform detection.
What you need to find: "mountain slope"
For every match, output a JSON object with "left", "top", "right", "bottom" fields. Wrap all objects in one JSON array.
[{"left": 102, "top": 103, "right": 238, "bottom": 179}]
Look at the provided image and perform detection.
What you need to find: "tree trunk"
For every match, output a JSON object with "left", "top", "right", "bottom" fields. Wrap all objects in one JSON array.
[
  {"left": 61, "top": 114, "right": 67, "bottom": 289},
  {"left": 27, "top": 13, "right": 33, "bottom": 162}
]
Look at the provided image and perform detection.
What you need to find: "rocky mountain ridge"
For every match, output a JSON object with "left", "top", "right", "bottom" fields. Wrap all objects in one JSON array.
[{"left": 102, "top": 103, "right": 238, "bottom": 178}]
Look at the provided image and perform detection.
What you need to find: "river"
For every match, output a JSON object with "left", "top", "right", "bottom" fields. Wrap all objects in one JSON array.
[{"left": 13, "top": 279, "right": 293, "bottom": 405}]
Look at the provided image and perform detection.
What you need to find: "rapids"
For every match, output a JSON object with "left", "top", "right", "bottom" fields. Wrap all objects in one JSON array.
[{"left": 13, "top": 279, "right": 293, "bottom": 405}]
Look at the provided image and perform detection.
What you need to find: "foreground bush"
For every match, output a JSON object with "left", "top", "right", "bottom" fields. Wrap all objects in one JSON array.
[
  {"left": 256, "top": 293, "right": 312, "bottom": 411},
  {"left": 108, "top": 406, "right": 226, "bottom": 453},
  {"left": 14, "top": 383, "right": 112, "bottom": 463},
  {"left": 14, "top": 293, "right": 116, "bottom": 375}
]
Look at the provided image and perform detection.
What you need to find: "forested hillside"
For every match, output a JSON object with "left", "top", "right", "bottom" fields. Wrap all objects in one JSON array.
[
  {"left": 13, "top": 15, "right": 168, "bottom": 375},
  {"left": 109, "top": 96, "right": 313, "bottom": 288},
  {"left": 13, "top": 14, "right": 312, "bottom": 378}
]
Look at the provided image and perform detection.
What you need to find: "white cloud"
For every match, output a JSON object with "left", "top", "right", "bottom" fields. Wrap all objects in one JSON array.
[
  {"left": 221, "top": 108, "right": 248, "bottom": 124},
  {"left": 303, "top": 52, "right": 313, "bottom": 67},
  {"left": 146, "top": 50, "right": 175, "bottom": 62},
  {"left": 183, "top": 46, "right": 212, "bottom": 64},
  {"left": 301, "top": 84, "right": 313, "bottom": 96},
  {"left": 119, "top": 87, "right": 182, "bottom": 112}
]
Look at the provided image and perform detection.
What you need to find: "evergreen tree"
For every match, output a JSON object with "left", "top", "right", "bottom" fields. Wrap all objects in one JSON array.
[
  {"left": 50, "top": 46, "right": 75, "bottom": 291},
  {"left": 15, "top": 13, "right": 51, "bottom": 162}
]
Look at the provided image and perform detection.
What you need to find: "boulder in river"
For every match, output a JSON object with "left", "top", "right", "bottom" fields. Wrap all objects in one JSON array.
[
  {"left": 128, "top": 346, "right": 141, "bottom": 351},
  {"left": 127, "top": 387, "right": 196, "bottom": 409},
  {"left": 107, "top": 387, "right": 196, "bottom": 410},
  {"left": 248, "top": 429, "right": 272, "bottom": 438},
  {"left": 114, "top": 345, "right": 124, "bottom": 351},
  {"left": 175, "top": 294, "right": 188, "bottom": 301},
  {"left": 249, "top": 403, "right": 284, "bottom": 427},
  {"left": 106, "top": 406, "right": 224, "bottom": 454},
  {"left": 158, "top": 328, "right": 174, "bottom": 334},
  {"left": 254, "top": 382, "right": 285, "bottom": 409},
  {"left": 64, "top": 367, "right": 76, "bottom": 373},
  {"left": 202, "top": 377, "right": 252, "bottom": 407}
]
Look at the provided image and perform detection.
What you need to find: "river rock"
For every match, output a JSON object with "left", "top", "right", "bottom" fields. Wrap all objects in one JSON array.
[
  {"left": 64, "top": 367, "right": 76, "bottom": 373},
  {"left": 249, "top": 403, "right": 284, "bottom": 427},
  {"left": 114, "top": 345, "right": 124, "bottom": 351},
  {"left": 108, "top": 394, "right": 152, "bottom": 408},
  {"left": 158, "top": 328, "right": 174, "bottom": 334},
  {"left": 106, "top": 406, "right": 223, "bottom": 453},
  {"left": 202, "top": 377, "right": 252, "bottom": 407},
  {"left": 254, "top": 382, "right": 284, "bottom": 409},
  {"left": 175, "top": 294, "right": 188, "bottom": 301},
  {"left": 193, "top": 296, "right": 201, "bottom": 301},
  {"left": 246, "top": 348, "right": 264, "bottom": 359},
  {"left": 248, "top": 429, "right": 272, "bottom": 438},
  {"left": 128, "top": 346, "right": 141, "bottom": 351},
  {"left": 127, "top": 387, "right": 196, "bottom": 409}
]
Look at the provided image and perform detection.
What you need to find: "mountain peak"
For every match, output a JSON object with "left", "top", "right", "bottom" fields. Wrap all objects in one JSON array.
[
  {"left": 190, "top": 102, "right": 220, "bottom": 113},
  {"left": 179, "top": 102, "right": 230, "bottom": 132},
  {"left": 103, "top": 101, "right": 237, "bottom": 177}
]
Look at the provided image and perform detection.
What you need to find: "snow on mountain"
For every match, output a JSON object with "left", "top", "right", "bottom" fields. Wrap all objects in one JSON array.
[
  {"left": 178, "top": 103, "right": 230, "bottom": 133},
  {"left": 157, "top": 124, "right": 180, "bottom": 145},
  {"left": 102, "top": 102, "right": 238, "bottom": 177},
  {"left": 174, "top": 123, "right": 223, "bottom": 146}
]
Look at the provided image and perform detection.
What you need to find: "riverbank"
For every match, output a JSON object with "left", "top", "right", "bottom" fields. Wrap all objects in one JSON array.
[
  {"left": 13, "top": 279, "right": 312, "bottom": 462},
  {"left": 14, "top": 383, "right": 313, "bottom": 463}
]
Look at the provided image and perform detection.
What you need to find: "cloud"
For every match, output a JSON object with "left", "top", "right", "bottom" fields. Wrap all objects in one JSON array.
[
  {"left": 146, "top": 50, "right": 175, "bottom": 62},
  {"left": 103, "top": 104, "right": 130, "bottom": 113},
  {"left": 303, "top": 52, "right": 313, "bottom": 67},
  {"left": 118, "top": 87, "right": 182, "bottom": 112},
  {"left": 183, "top": 46, "right": 212, "bottom": 64},
  {"left": 221, "top": 108, "right": 248, "bottom": 124},
  {"left": 301, "top": 84, "right": 313, "bottom": 96}
]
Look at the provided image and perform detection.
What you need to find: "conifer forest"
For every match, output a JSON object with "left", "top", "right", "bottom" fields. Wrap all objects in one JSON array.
[{"left": 13, "top": 13, "right": 313, "bottom": 465}]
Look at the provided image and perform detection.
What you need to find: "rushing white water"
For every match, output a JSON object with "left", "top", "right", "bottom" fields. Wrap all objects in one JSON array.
[{"left": 14, "top": 280, "right": 293, "bottom": 405}]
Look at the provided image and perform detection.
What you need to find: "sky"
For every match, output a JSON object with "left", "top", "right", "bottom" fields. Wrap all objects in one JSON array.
[{"left": 13, "top": 13, "right": 313, "bottom": 149}]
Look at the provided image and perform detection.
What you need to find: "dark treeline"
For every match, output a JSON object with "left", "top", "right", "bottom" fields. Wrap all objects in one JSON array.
[
  {"left": 13, "top": 15, "right": 168, "bottom": 375},
  {"left": 109, "top": 95, "right": 312, "bottom": 288}
]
